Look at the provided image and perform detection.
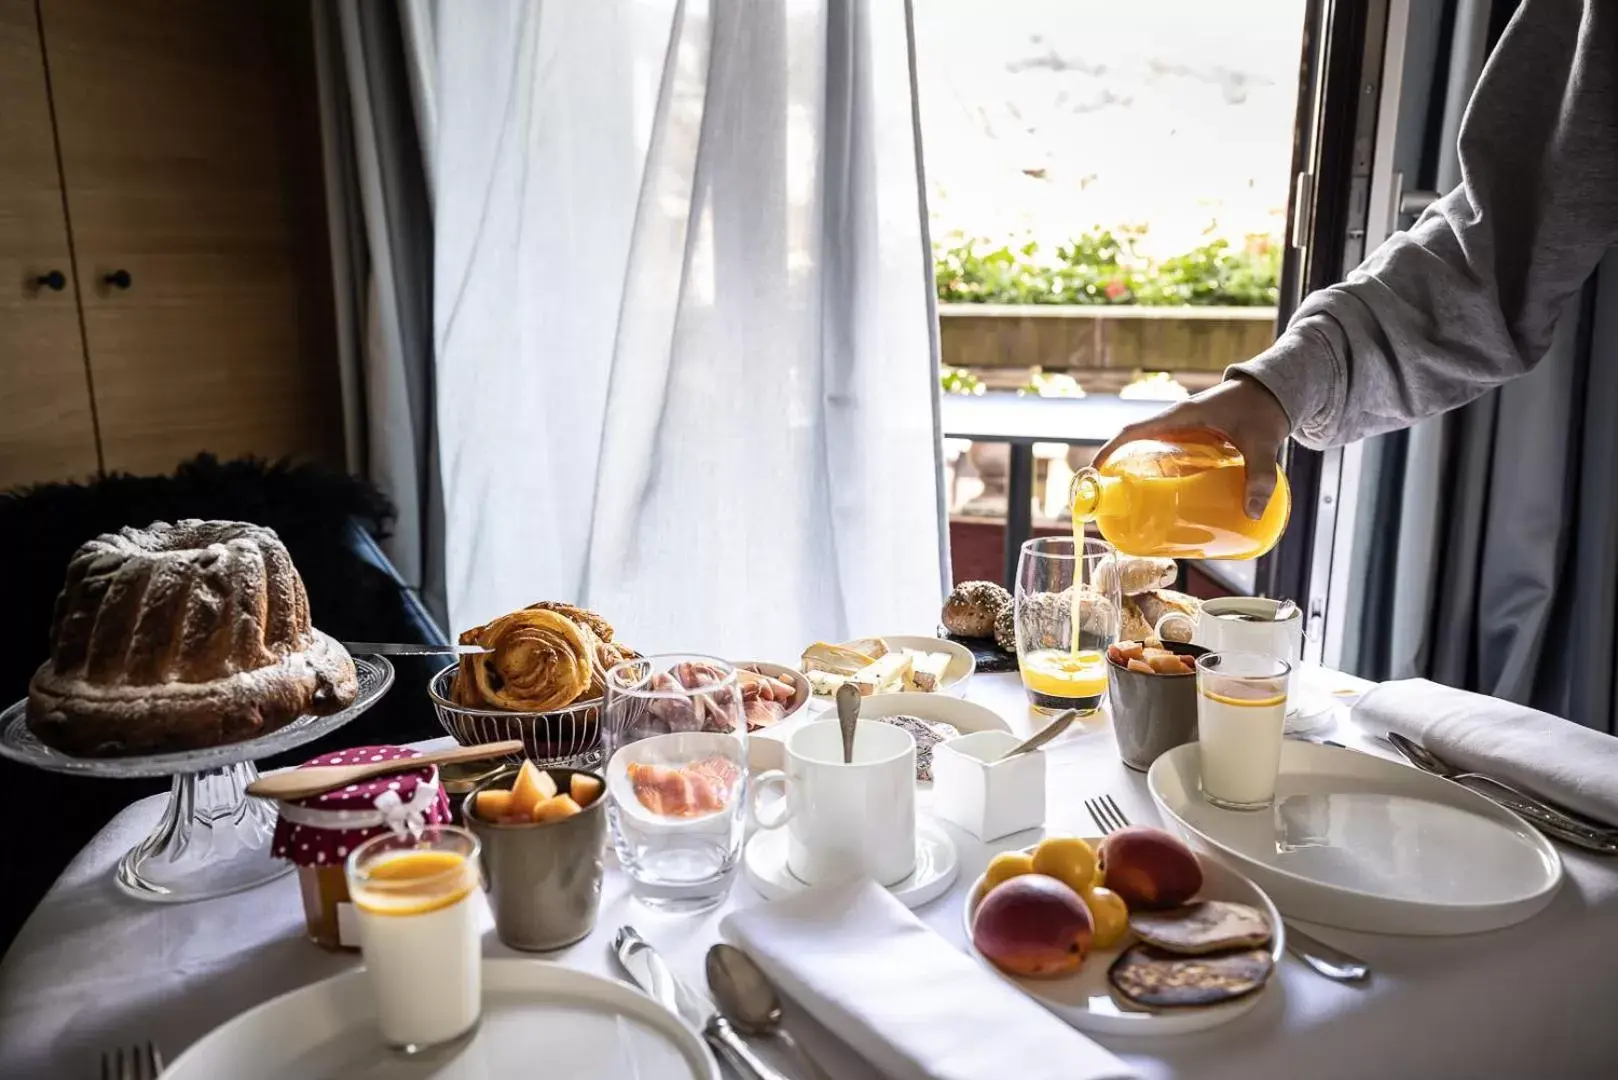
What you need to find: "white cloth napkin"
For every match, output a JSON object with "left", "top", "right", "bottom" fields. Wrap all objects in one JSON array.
[
  {"left": 721, "top": 880, "right": 1136, "bottom": 1080},
  {"left": 1353, "top": 678, "right": 1618, "bottom": 825}
]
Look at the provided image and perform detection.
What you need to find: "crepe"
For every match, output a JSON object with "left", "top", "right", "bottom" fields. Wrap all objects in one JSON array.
[
  {"left": 1108, "top": 945, "right": 1272, "bottom": 1009},
  {"left": 1128, "top": 901, "right": 1272, "bottom": 955}
]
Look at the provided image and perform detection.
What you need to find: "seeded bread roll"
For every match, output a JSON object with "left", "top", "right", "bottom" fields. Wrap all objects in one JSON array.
[{"left": 942, "top": 580, "right": 1012, "bottom": 638}]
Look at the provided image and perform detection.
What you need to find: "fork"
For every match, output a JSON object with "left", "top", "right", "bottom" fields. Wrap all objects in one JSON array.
[
  {"left": 100, "top": 1042, "right": 163, "bottom": 1080},
  {"left": 1082, "top": 794, "right": 1370, "bottom": 983}
]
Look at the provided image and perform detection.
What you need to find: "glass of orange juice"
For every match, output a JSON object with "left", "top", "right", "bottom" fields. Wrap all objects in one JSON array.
[
  {"left": 346, "top": 825, "right": 484, "bottom": 1052},
  {"left": 1013, "top": 536, "right": 1120, "bottom": 715}
]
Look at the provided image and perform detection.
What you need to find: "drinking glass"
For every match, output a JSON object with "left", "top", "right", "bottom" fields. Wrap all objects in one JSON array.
[
  {"left": 1195, "top": 652, "right": 1292, "bottom": 810},
  {"left": 1014, "top": 536, "right": 1120, "bottom": 715},
  {"left": 345, "top": 825, "right": 483, "bottom": 1053},
  {"left": 604, "top": 654, "right": 748, "bottom": 912}
]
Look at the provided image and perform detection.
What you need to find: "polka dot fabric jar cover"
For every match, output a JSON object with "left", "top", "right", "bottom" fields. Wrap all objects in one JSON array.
[{"left": 272, "top": 745, "right": 452, "bottom": 867}]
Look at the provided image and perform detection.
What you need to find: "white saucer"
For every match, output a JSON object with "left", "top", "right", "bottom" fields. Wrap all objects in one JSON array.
[
  {"left": 743, "top": 817, "right": 959, "bottom": 909},
  {"left": 1284, "top": 688, "right": 1335, "bottom": 734}
]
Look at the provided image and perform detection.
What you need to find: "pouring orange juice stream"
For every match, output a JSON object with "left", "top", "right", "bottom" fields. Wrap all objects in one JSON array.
[{"left": 1019, "top": 435, "right": 1289, "bottom": 712}]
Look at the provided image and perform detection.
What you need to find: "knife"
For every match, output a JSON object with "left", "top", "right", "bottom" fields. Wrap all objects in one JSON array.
[
  {"left": 339, "top": 641, "right": 490, "bottom": 656},
  {"left": 613, "top": 926, "right": 791, "bottom": 1080}
]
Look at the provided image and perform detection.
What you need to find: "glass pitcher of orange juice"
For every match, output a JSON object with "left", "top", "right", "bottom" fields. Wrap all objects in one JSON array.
[{"left": 1069, "top": 436, "right": 1289, "bottom": 559}]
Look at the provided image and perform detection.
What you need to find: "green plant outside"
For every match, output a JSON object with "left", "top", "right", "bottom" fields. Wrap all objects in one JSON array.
[{"left": 933, "top": 228, "right": 1280, "bottom": 307}]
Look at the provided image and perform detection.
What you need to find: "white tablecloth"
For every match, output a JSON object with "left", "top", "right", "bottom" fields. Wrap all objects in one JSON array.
[{"left": 5, "top": 670, "right": 1618, "bottom": 1079}]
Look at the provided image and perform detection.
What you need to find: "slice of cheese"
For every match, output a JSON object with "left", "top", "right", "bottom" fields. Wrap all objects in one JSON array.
[
  {"left": 906, "top": 650, "right": 952, "bottom": 692},
  {"left": 853, "top": 652, "right": 913, "bottom": 696},
  {"left": 841, "top": 637, "right": 890, "bottom": 661},
  {"left": 806, "top": 669, "right": 854, "bottom": 696},
  {"left": 801, "top": 641, "right": 875, "bottom": 676}
]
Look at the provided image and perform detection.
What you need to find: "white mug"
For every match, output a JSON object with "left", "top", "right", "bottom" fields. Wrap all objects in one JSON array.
[
  {"left": 1157, "top": 597, "right": 1303, "bottom": 707},
  {"left": 750, "top": 719, "right": 917, "bottom": 887}
]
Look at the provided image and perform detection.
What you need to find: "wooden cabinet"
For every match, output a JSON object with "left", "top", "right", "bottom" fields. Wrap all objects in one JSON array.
[
  {"left": 0, "top": 0, "right": 99, "bottom": 489},
  {"left": 0, "top": 0, "right": 340, "bottom": 487}
]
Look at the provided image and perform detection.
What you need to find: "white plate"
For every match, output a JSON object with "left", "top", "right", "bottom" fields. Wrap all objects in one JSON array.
[
  {"left": 749, "top": 690, "right": 1009, "bottom": 773},
  {"left": 961, "top": 839, "right": 1285, "bottom": 1036},
  {"left": 744, "top": 816, "right": 959, "bottom": 908},
  {"left": 1148, "top": 741, "right": 1563, "bottom": 935},
  {"left": 163, "top": 959, "right": 719, "bottom": 1079}
]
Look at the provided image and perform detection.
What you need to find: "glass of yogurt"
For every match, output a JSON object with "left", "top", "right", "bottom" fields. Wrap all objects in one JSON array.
[
  {"left": 346, "top": 824, "right": 484, "bottom": 1052},
  {"left": 1195, "top": 652, "right": 1292, "bottom": 810}
]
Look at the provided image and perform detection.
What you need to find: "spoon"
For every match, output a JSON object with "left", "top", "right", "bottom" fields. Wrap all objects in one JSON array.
[
  {"left": 998, "top": 709, "right": 1078, "bottom": 761},
  {"left": 835, "top": 683, "right": 860, "bottom": 764},
  {"left": 707, "top": 944, "right": 827, "bottom": 1080},
  {"left": 246, "top": 740, "right": 525, "bottom": 801},
  {"left": 1274, "top": 599, "right": 1298, "bottom": 622}
]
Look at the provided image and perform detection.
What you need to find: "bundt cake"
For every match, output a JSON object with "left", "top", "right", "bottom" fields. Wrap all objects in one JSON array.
[{"left": 26, "top": 520, "right": 358, "bottom": 757}]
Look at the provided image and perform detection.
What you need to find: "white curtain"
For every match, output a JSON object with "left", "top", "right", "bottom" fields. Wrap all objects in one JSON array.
[{"left": 430, "top": 0, "right": 947, "bottom": 658}]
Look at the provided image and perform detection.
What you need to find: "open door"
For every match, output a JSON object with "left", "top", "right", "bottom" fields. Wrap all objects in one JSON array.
[{"left": 1257, "top": 0, "right": 1431, "bottom": 659}]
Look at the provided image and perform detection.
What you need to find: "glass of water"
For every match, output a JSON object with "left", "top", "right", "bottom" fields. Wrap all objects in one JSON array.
[{"left": 604, "top": 654, "right": 748, "bottom": 911}]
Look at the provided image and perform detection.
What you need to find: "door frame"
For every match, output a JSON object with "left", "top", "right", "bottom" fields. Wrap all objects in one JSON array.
[{"left": 1256, "top": 0, "right": 1395, "bottom": 652}]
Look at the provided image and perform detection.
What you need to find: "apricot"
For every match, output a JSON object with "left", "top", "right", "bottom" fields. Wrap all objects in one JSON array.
[
  {"left": 984, "top": 851, "right": 1036, "bottom": 891},
  {"left": 1031, "top": 836, "right": 1097, "bottom": 894},
  {"left": 972, "top": 875, "right": 1093, "bottom": 978},
  {"left": 1082, "top": 886, "right": 1130, "bottom": 949},
  {"left": 1097, "top": 826, "right": 1202, "bottom": 911}
]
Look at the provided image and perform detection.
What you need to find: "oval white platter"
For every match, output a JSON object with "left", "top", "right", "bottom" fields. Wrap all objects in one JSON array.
[
  {"left": 1148, "top": 740, "right": 1563, "bottom": 935},
  {"left": 961, "top": 839, "right": 1286, "bottom": 1036},
  {"left": 162, "top": 959, "right": 720, "bottom": 1079}
]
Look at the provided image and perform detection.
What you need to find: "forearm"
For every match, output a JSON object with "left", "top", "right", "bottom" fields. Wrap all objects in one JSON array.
[{"left": 1234, "top": 0, "right": 1618, "bottom": 449}]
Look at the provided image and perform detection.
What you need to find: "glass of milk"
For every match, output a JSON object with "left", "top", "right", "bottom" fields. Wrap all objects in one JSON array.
[
  {"left": 1195, "top": 652, "right": 1292, "bottom": 810},
  {"left": 346, "top": 825, "right": 484, "bottom": 1052}
]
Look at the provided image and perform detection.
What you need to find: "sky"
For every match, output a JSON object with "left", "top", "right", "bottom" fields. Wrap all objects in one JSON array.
[{"left": 913, "top": 0, "right": 1309, "bottom": 257}]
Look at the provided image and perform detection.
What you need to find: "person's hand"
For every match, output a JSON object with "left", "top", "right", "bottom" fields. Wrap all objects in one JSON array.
[{"left": 1093, "top": 376, "right": 1292, "bottom": 519}]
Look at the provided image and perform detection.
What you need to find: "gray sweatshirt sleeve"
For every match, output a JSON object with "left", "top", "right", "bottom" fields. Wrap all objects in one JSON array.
[{"left": 1231, "top": 0, "right": 1618, "bottom": 450}]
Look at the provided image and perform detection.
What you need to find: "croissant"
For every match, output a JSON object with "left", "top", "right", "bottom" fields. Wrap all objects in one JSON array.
[{"left": 454, "top": 608, "right": 593, "bottom": 712}]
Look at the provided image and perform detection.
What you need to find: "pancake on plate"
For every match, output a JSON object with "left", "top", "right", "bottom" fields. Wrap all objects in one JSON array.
[
  {"left": 1108, "top": 945, "right": 1273, "bottom": 1010},
  {"left": 1128, "top": 900, "right": 1273, "bottom": 955}
]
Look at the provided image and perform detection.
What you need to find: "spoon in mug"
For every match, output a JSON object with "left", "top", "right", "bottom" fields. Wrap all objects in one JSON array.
[
  {"left": 835, "top": 683, "right": 861, "bottom": 764},
  {"left": 707, "top": 944, "right": 828, "bottom": 1080}
]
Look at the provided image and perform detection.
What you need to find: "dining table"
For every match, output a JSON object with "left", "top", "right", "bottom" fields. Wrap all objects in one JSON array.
[{"left": 4, "top": 665, "right": 1618, "bottom": 1079}]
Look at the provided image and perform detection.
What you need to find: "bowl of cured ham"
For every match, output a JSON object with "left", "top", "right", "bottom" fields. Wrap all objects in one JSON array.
[{"left": 731, "top": 662, "right": 811, "bottom": 731}]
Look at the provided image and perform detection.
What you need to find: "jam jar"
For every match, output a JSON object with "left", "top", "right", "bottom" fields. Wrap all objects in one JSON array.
[{"left": 271, "top": 745, "right": 451, "bottom": 950}]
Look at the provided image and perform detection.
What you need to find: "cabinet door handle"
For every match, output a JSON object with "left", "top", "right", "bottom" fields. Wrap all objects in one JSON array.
[
  {"left": 34, "top": 270, "right": 67, "bottom": 291},
  {"left": 103, "top": 269, "right": 132, "bottom": 290}
]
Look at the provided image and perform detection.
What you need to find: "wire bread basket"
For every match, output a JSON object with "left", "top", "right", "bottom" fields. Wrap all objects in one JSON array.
[{"left": 429, "top": 663, "right": 603, "bottom": 769}]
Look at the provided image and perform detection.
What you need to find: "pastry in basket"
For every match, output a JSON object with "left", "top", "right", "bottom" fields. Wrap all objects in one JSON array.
[
  {"left": 452, "top": 601, "right": 632, "bottom": 712},
  {"left": 26, "top": 520, "right": 358, "bottom": 757}
]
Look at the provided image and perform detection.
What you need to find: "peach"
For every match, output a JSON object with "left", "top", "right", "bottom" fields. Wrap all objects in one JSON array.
[
  {"left": 1097, "top": 826, "right": 1202, "bottom": 910},
  {"left": 972, "top": 875, "right": 1093, "bottom": 978}
]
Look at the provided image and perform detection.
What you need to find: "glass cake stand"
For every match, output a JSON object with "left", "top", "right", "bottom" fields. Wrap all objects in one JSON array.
[{"left": 0, "top": 655, "right": 393, "bottom": 903}]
